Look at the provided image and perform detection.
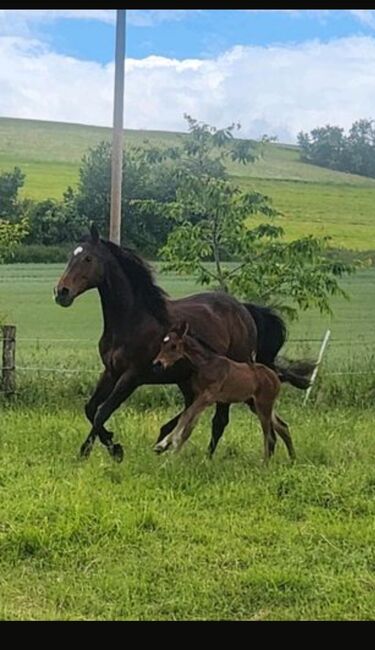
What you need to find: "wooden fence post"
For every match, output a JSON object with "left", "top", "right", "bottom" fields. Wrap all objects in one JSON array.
[{"left": 2, "top": 325, "right": 16, "bottom": 396}]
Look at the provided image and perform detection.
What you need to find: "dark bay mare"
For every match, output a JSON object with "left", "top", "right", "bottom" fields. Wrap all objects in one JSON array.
[
  {"left": 54, "top": 224, "right": 313, "bottom": 462},
  {"left": 153, "top": 321, "right": 296, "bottom": 463}
]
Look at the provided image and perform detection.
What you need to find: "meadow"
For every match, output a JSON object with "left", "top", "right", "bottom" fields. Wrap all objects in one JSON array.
[
  {"left": 0, "top": 264, "right": 374, "bottom": 620},
  {"left": 1, "top": 118, "right": 375, "bottom": 620},
  {"left": 2, "top": 117, "right": 375, "bottom": 250},
  {"left": 1, "top": 403, "right": 375, "bottom": 620},
  {"left": 1, "top": 262, "right": 374, "bottom": 376}
]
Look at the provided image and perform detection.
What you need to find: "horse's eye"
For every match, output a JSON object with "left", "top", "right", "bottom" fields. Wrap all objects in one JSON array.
[
  {"left": 85, "top": 256, "right": 92, "bottom": 263},
  {"left": 171, "top": 344, "right": 176, "bottom": 351}
]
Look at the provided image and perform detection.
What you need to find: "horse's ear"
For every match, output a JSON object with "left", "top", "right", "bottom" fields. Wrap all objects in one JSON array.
[
  {"left": 177, "top": 320, "right": 190, "bottom": 338},
  {"left": 90, "top": 222, "right": 100, "bottom": 244}
]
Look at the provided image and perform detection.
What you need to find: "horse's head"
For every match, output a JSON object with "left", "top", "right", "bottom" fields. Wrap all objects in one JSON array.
[
  {"left": 153, "top": 321, "right": 190, "bottom": 370},
  {"left": 54, "top": 223, "right": 106, "bottom": 307}
]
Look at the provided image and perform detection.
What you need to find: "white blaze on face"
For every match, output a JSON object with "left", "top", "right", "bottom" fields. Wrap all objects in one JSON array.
[
  {"left": 73, "top": 246, "right": 83, "bottom": 256},
  {"left": 163, "top": 336, "right": 170, "bottom": 343}
]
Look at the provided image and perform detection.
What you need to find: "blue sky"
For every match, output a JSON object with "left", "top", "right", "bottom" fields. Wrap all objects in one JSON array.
[
  {"left": 33, "top": 10, "right": 375, "bottom": 62},
  {"left": 1, "top": 10, "right": 375, "bottom": 142}
]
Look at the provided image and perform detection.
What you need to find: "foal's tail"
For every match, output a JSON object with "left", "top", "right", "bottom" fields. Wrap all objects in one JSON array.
[{"left": 243, "top": 302, "right": 315, "bottom": 390}]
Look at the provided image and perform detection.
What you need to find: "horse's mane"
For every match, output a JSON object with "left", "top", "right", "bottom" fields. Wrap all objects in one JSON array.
[{"left": 100, "top": 238, "right": 169, "bottom": 326}]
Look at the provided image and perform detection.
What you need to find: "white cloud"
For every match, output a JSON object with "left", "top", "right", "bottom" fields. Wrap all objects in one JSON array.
[
  {"left": 0, "top": 10, "right": 200, "bottom": 34},
  {"left": 350, "top": 10, "right": 375, "bottom": 29},
  {"left": 128, "top": 10, "right": 201, "bottom": 27},
  {"left": 1, "top": 35, "right": 375, "bottom": 143}
]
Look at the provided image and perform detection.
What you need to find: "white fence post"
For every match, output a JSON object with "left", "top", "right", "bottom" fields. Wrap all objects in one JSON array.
[{"left": 303, "top": 329, "right": 331, "bottom": 406}]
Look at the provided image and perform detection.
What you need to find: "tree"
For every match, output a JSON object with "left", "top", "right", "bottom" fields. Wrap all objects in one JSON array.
[
  {"left": 65, "top": 115, "right": 262, "bottom": 254},
  {"left": 346, "top": 119, "right": 375, "bottom": 177},
  {"left": 0, "top": 167, "right": 25, "bottom": 222},
  {"left": 160, "top": 174, "right": 356, "bottom": 320},
  {"left": 69, "top": 141, "right": 178, "bottom": 254},
  {"left": 25, "top": 190, "right": 86, "bottom": 245},
  {"left": 298, "top": 119, "right": 375, "bottom": 178},
  {"left": 297, "top": 125, "right": 346, "bottom": 170},
  {"left": 0, "top": 218, "right": 28, "bottom": 262}
]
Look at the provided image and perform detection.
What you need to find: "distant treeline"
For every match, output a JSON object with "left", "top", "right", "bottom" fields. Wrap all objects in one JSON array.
[{"left": 298, "top": 119, "right": 375, "bottom": 178}]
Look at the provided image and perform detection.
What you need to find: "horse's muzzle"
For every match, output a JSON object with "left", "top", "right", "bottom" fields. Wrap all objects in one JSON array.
[
  {"left": 152, "top": 360, "right": 165, "bottom": 375},
  {"left": 54, "top": 286, "right": 74, "bottom": 307}
]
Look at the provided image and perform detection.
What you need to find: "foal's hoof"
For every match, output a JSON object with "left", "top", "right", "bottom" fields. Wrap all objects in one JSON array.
[
  {"left": 153, "top": 441, "right": 170, "bottom": 454},
  {"left": 111, "top": 443, "right": 124, "bottom": 463}
]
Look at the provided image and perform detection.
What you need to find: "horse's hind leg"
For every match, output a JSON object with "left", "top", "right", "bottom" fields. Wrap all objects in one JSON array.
[
  {"left": 272, "top": 412, "right": 296, "bottom": 461},
  {"left": 207, "top": 403, "right": 230, "bottom": 458},
  {"left": 80, "top": 370, "right": 115, "bottom": 459},
  {"left": 155, "top": 380, "right": 194, "bottom": 444}
]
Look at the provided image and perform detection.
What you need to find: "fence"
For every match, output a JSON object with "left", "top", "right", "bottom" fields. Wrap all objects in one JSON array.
[{"left": 2, "top": 325, "right": 375, "bottom": 400}]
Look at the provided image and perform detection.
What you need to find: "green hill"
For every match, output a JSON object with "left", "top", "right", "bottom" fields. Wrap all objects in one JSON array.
[{"left": 1, "top": 116, "right": 375, "bottom": 251}]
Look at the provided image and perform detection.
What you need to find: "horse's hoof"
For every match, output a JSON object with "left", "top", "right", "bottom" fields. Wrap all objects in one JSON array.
[
  {"left": 79, "top": 442, "right": 92, "bottom": 459},
  {"left": 111, "top": 443, "right": 124, "bottom": 463}
]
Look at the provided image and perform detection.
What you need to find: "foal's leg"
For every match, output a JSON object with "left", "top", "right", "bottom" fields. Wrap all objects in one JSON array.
[
  {"left": 207, "top": 403, "right": 230, "bottom": 458},
  {"left": 155, "top": 380, "right": 194, "bottom": 444},
  {"left": 155, "top": 394, "right": 212, "bottom": 454},
  {"left": 272, "top": 412, "right": 296, "bottom": 461},
  {"left": 170, "top": 395, "right": 213, "bottom": 453},
  {"left": 250, "top": 399, "right": 275, "bottom": 464},
  {"left": 246, "top": 399, "right": 277, "bottom": 457}
]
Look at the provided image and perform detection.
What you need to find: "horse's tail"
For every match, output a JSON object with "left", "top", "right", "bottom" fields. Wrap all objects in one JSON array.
[
  {"left": 272, "top": 358, "right": 316, "bottom": 390},
  {"left": 243, "top": 302, "right": 315, "bottom": 390},
  {"left": 243, "top": 303, "right": 287, "bottom": 365}
]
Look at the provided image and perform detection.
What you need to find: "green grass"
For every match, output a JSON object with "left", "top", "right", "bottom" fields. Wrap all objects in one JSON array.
[
  {"left": 1, "top": 263, "right": 374, "bottom": 376},
  {"left": 241, "top": 178, "right": 375, "bottom": 250},
  {"left": 2, "top": 116, "right": 375, "bottom": 249},
  {"left": 0, "top": 265, "right": 374, "bottom": 620},
  {"left": 1, "top": 118, "right": 375, "bottom": 619},
  {"left": 1, "top": 402, "right": 375, "bottom": 620},
  {"left": 0, "top": 116, "right": 182, "bottom": 199}
]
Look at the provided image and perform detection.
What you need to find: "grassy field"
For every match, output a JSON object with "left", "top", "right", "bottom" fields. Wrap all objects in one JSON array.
[
  {"left": 1, "top": 402, "right": 375, "bottom": 620},
  {"left": 2, "top": 117, "right": 375, "bottom": 250},
  {"left": 1, "top": 262, "right": 374, "bottom": 374},
  {"left": 0, "top": 266, "right": 374, "bottom": 620},
  {"left": 1, "top": 118, "right": 375, "bottom": 620}
]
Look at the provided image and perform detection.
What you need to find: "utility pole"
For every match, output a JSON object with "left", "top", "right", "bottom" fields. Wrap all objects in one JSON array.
[{"left": 109, "top": 9, "right": 126, "bottom": 244}]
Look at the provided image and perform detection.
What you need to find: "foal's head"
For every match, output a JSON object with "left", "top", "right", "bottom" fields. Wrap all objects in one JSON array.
[
  {"left": 153, "top": 322, "right": 190, "bottom": 370},
  {"left": 54, "top": 223, "right": 107, "bottom": 307}
]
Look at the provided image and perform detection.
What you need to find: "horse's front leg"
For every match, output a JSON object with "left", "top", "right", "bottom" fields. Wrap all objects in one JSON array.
[
  {"left": 91, "top": 369, "right": 139, "bottom": 462},
  {"left": 80, "top": 369, "right": 115, "bottom": 460}
]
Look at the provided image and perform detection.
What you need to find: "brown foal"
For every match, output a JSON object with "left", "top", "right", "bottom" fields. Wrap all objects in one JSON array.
[{"left": 153, "top": 322, "right": 296, "bottom": 463}]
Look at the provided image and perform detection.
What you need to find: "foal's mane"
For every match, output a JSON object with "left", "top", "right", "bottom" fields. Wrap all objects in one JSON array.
[
  {"left": 99, "top": 238, "right": 169, "bottom": 325},
  {"left": 169, "top": 325, "right": 220, "bottom": 356}
]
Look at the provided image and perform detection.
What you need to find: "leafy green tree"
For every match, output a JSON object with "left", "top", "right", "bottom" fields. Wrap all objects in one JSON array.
[
  {"left": 346, "top": 119, "right": 375, "bottom": 177},
  {"left": 298, "top": 119, "right": 375, "bottom": 177},
  {"left": 0, "top": 167, "right": 25, "bottom": 222},
  {"left": 161, "top": 174, "right": 356, "bottom": 319},
  {"left": 66, "top": 115, "right": 262, "bottom": 253},
  {"left": 0, "top": 217, "right": 28, "bottom": 262},
  {"left": 298, "top": 125, "right": 346, "bottom": 170},
  {"left": 25, "top": 190, "right": 86, "bottom": 245}
]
